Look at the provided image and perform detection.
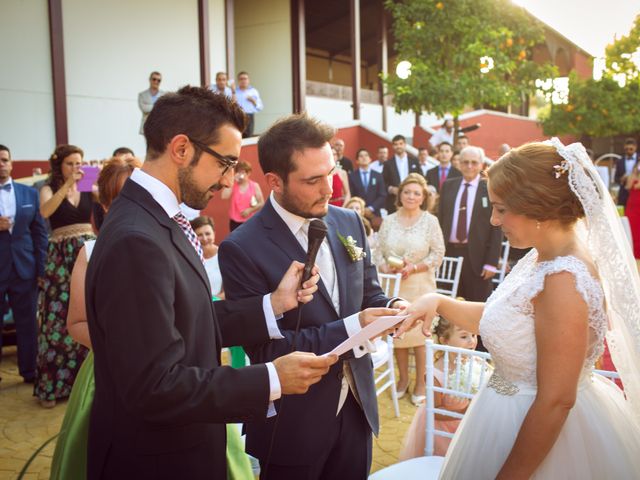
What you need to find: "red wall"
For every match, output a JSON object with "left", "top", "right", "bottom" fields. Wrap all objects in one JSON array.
[
  {"left": 414, "top": 112, "right": 578, "bottom": 159},
  {"left": 11, "top": 161, "right": 50, "bottom": 178}
]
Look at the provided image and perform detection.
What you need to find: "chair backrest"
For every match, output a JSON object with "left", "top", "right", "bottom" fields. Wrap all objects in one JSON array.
[
  {"left": 492, "top": 240, "right": 511, "bottom": 286},
  {"left": 378, "top": 272, "right": 402, "bottom": 297},
  {"left": 435, "top": 256, "right": 463, "bottom": 297},
  {"left": 425, "top": 339, "right": 492, "bottom": 456}
]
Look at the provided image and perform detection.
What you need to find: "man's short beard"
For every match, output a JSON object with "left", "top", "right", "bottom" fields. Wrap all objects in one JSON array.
[
  {"left": 278, "top": 186, "right": 328, "bottom": 219},
  {"left": 178, "top": 166, "right": 211, "bottom": 210}
]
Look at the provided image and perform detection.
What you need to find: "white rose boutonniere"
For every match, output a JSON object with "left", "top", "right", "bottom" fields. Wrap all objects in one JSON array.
[{"left": 337, "top": 231, "right": 366, "bottom": 262}]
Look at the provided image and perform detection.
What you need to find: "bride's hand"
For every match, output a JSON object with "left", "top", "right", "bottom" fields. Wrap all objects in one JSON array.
[{"left": 395, "top": 293, "right": 440, "bottom": 337}]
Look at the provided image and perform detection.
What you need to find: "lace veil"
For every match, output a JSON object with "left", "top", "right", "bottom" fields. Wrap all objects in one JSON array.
[{"left": 548, "top": 138, "right": 640, "bottom": 420}]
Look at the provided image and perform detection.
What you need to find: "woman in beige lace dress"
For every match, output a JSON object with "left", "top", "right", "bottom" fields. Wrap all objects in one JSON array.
[{"left": 376, "top": 173, "right": 445, "bottom": 405}]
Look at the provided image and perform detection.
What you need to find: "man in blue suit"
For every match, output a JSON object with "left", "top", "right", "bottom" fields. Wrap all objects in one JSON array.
[
  {"left": 348, "top": 148, "right": 386, "bottom": 217},
  {"left": 219, "top": 115, "right": 406, "bottom": 479},
  {"left": 0, "top": 145, "right": 47, "bottom": 382}
]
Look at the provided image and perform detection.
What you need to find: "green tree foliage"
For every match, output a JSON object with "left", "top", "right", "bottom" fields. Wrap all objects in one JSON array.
[
  {"left": 541, "top": 15, "right": 640, "bottom": 137},
  {"left": 384, "top": 0, "right": 556, "bottom": 119}
]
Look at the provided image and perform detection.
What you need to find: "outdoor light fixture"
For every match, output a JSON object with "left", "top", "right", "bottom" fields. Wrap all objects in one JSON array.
[
  {"left": 480, "top": 56, "right": 494, "bottom": 74},
  {"left": 396, "top": 60, "right": 412, "bottom": 79}
]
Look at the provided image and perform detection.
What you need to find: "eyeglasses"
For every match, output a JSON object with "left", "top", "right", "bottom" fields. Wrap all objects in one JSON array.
[{"left": 188, "top": 137, "right": 238, "bottom": 176}]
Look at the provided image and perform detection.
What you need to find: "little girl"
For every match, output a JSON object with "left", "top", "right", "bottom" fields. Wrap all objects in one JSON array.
[{"left": 399, "top": 316, "right": 479, "bottom": 459}]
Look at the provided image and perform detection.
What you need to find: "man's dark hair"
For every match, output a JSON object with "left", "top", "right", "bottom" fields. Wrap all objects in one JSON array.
[
  {"left": 190, "top": 215, "right": 215, "bottom": 231},
  {"left": 149, "top": 71, "right": 161, "bottom": 79},
  {"left": 0, "top": 144, "right": 10, "bottom": 159},
  {"left": 438, "top": 141, "right": 453, "bottom": 150},
  {"left": 378, "top": 145, "right": 388, "bottom": 150},
  {"left": 392, "top": 134, "right": 406, "bottom": 143},
  {"left": 237, "top": 71, "right": 249, "bottom": 78},
  {"left": 112, "top": 146, "right": 134, "bottom": 157},
  {"left": 356, "top": 148, "right": 369, "bottom": 158},
  {"left": 144, "top": 85, "right": 246, "bottom": 161},
  {"left": 215, "top": 71, "right": 227, "bottom": 79},
  {"left": 258, "top": 114, "right": 335, "bottom": 182},
  {"left": 418, "top": 147, "right": 429, "bottom": 153},
  {"left": 624, "top": 138, "right": 637, "bottom": 146}
]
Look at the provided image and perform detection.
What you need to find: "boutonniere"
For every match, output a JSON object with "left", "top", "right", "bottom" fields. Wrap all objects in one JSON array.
[
  {"left": 371, "top": 178, "right": 376, "bottom": 186},
  {"left": 337, "top": 232, "right": 366, "bottom": 262}
]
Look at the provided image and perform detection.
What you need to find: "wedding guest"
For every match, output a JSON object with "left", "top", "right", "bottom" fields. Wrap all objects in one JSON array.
[
  {"left": 190, "top": 215, "right": 223, "bottom": 299},
  {"left": 429, "top": 118, "right": 455, "bottom": 148},
  {"left": 375, "top": 173, "right": 445, "bottom": 405},
  {"left": 624, "top": 161, "right": 640, "bottom": 259},
  {"left": 235, "top": 71, "right": 263, "bottom": 137},
  {"left": 426, "top": 142, "right": 461, "bottom": 194},
  {"left": 329, "top": 146, "right": 351, "bottom": 207},
  {"left": 616, "top": 138, "right": 638, "bottom": 208},
  {"left": 0, "top": 145, "right": 47, "bottom": 384},
  {"left": 35, "top": 145, "right": 97, "bottom": 408},
  {"left": 210, "top": 71, "right": 234, "bottom": 99},
  {"left": 455, "top": 134, "right": 469, "bottom": 152},
  {"left": 348, "top": 148, "right": 386, "bottom": 217},
  {"left": 370, "top": 145, "right": 389, "bottom": 174},
  {"left": 221, "top": 161, "right": 264, "bottom": 232},
  {"left": 399, "top": 316, "right": 480, "bottom": 459},
  {"left": 345, "top": 197, "right": 373, "bottom": 239},
  {"left": 51, "top": 156, "right": 139, "bottom": 480},
  {"left": 382, "top": 134, "right": 420, "bottom": 214},
  {"left": 333, "top": 138, "right": 354, "bottom": 173},
  {"left": 138, "top": 71, "right": 165, "bottom": 134}
]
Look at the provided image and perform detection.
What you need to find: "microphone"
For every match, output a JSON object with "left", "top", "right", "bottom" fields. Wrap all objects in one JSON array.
[{"left": 302, "top": 219, "right": 328, "bottom": 285}]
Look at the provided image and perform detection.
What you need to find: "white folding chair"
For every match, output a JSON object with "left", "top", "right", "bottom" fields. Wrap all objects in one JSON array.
[
  {"left": 492, "top": 240, "right": 511, "bottom": 287},
  {"left": 435, "top": 256, "right": 463, "bottom": 297},
  {"left": 370, "top": 340, "right": 492, "bottom": 479},
  {"left": 372, "top": 272, "right": 402, "bottom": 417}
]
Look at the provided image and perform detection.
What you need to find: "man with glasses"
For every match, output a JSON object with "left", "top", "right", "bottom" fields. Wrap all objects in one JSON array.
[
  {"left": 86, "top": 86, "right": 337, "bottom": 479},
  {"left": 437, "top": 146, "right": 502, "bottom": 306},
  {"left": 615, "top": 138, "right": 638, "bottom": 208},
  {"left": 138, "top": 71, "right": 166, "bottom": 134}
]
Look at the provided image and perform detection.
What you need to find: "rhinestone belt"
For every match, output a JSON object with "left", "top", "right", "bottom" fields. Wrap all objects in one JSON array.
[{"left": 487, "top": 373, "right": 520, "bottom": 396}]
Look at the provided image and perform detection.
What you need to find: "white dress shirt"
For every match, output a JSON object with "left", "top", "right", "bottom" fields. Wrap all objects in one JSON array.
[
  {"left": 625, "top": 153, "right": 638, "bottom": 175},
  {"left": 429, "top": 128, "right": 454, "bottom": 147},
  {"left": 369, "top": 160, "right": 384, "bottom": 174},
  {"left": 394, "top": 154, "right": 410, "bottom": 182},
  {"left": 0, "top": 178, "right": 16, "bottom": 233},
  {"left": 130, "top": 169, "right": 282, "bottom": 405}
]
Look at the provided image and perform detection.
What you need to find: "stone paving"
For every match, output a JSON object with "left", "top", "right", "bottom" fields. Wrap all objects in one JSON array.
[{"left": 0, "top": 346, "right": 420, "bottom": 479}]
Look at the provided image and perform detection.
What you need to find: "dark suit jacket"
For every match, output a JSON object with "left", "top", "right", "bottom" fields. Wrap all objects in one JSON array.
[
  {"left": 425, "top": 165, "right": 462, "bottom": 193},
  {"left": 0, "top": 182, "right": 47, "bottom": 282},
  {"left": 219, "top": 201, "right": 390, "bottom": 466},
  {"left": 382, "top": 154, "right": 420, "bottom": 212},
  {"left": 615, "top": 154, "right": 638, "bottom": 206},
  {"left": 348, "top": 168, "right": 387, "bottom": 215},
  {"left": 86, "top": 179, "right": 272, "bottom": 480},
  {"left": 438, "top": 177, "right": 502, "bottom": 275},
  {"left": 338, "top": 156, "right": 354, "bottom": 173}
]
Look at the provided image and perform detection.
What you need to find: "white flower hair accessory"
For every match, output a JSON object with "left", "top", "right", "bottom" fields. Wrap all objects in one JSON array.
[{"left": 553, "top": 158, "right": 570, "bottom": 178}]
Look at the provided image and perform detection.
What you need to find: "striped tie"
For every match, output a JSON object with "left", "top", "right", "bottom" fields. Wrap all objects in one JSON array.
[{"left": 172, "top": 212, "right": 204, "bottom": 264}]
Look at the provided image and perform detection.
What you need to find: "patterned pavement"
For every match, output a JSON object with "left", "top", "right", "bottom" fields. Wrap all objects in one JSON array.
[{"left": 0, "top": 345, "right": 420, "bottom": 479}]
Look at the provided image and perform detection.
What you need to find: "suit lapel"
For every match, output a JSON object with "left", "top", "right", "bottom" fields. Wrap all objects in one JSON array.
[
  {"left": 12, "top": 183, "right": 24, "bottom": 230},
  {"left": 469, "top": 180, "right": 488, "bottom": 237},
  {"left": 325, "top": 212, "right": 349, "bottom": 316},
  {"left": 444, "top": 177, "right": 462, "bottom": 238}
]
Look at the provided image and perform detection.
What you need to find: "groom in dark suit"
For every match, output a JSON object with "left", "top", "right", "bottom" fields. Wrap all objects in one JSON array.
[
  {"left": 0, "top": 145, "right": 47, "bottom": 382},
  {"left": 219, "top": 114, "right": 406, "bottom": 479},
  {"left": 85, "top": 87, "right": 336, "bottom": 480},
  {"left": 438, "top": 146, "right": 502, "bottom": 302}
]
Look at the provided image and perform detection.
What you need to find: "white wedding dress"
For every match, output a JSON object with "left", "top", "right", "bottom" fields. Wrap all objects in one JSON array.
[{"left": 439, "top": 250, "right": 640, "bottom": 479}]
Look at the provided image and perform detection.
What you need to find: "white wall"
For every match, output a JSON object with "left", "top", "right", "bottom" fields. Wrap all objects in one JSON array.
[
  {"left": 306, "top": 96, "right": 438, "bottom": 142},
  {"left": 209, "top": 0, "right": 228, "bottom": 76},
  {"left": 234, "top": 0, "right": 292, "bottom": 134},
  {"left": 0, "top": 0, "right": 55, "bottom": 159}
]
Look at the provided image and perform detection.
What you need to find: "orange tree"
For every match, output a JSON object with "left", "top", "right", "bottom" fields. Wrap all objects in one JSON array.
[
  {"left": 384, "top": 0, "right": 556, "bottom": 139},
  {"left": 541, "top": 14, "right": 640, "bottom": 137}
]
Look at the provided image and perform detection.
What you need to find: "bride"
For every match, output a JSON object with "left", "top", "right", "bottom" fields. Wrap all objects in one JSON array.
[{"left": 398, "top": 139, "right": 640, "bottom": 479}]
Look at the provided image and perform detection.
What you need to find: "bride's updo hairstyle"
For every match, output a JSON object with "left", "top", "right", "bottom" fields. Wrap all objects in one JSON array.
[{"left": 487, "top": 143, "right": 585, "bottom": 226}]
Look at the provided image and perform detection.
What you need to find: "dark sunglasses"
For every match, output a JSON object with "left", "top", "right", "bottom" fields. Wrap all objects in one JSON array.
[
  {"left": 188, "top": 137, "right": 238, "bottom": 176},
  {"left": 151, "top": 77, "right": 162, "bottom": 82}
]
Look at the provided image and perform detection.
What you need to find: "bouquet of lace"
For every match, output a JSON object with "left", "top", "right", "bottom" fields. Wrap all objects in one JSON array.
[{"left": 447, "top": 358, "right": 493, "bottom": 396}]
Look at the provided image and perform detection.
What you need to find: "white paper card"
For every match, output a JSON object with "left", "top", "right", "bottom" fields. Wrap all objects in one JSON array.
[{"left": 325, "top": 315, "right": 408, "bottom": 357}]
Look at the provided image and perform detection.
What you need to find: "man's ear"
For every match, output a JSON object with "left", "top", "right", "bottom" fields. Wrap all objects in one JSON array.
[
  {"left": 167, "top": 134, "right": 192, "bottom": 168},
  {"left": 265, "top": 172, "right": 284, "bottom": 194}
]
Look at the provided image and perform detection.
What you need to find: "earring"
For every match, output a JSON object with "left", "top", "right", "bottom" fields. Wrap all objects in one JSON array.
[{"left": 536, "top": 221, "right": 541, "bottom": 230}]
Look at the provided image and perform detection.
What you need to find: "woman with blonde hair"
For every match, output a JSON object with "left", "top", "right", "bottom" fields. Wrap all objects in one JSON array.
[
  {"left": 401, "top": 139, "right": 640, "bottom": 478},
  {"left": 375, "top": 173, "right": 445, "bottom": 405}
]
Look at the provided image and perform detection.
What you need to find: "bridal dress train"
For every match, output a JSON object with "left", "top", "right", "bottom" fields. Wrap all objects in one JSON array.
[{"left": 438, "top": 251, "right": 640, "bottom": 480}]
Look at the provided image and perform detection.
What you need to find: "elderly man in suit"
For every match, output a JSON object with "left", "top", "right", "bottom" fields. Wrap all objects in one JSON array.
[
  {"left": 86, "top": 87, "right": 336, "bottom": 480},
  {"left": 438, "top": 146, "right": 502, "bottom": 302},
  {"left": 138, "top": 71, "right": 166, "bottom": 134},
  {"left": 426, "top": 142, "right": 462, "bottom": 194},
  {"left": 219, "top": 114, "right": 406, "bottom": 479},
  {"left": 348, "top": 148, "right": 386, "bottom": 217},
  {"left": 615, "top": 137, "right": 638, "bottom": 208},
  {"left": 382, "top": 134, "right": 420, "bottom": 214},
  {"left": 0, "top": 145, "right": 47, "bottom": 383}
]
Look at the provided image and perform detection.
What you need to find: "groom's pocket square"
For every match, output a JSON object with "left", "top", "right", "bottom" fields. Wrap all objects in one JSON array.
[{"left": 22, "top": 204, "right": 34, "bottom": 208}]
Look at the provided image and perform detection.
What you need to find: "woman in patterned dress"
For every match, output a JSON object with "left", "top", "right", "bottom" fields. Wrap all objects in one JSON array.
[{"left": 35, "top": 145, "right": 97, "bottom": 408}]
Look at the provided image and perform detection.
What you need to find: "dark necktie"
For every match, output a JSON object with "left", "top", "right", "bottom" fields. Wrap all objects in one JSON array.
[
  {"left": 173, "top": 212, "right": 204, "bottom": 264},
  {"left": 439, "top": 168, "right": 447, "bottom": 189},
  {"left": 456, "top": 183, "right": 471, "bottom": 243},
  {"left": 362, "top": 170, "right": 369, "bottom": 192},
  {"left": 0, "top": 183, "right": 11, "bottom": 192}
]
